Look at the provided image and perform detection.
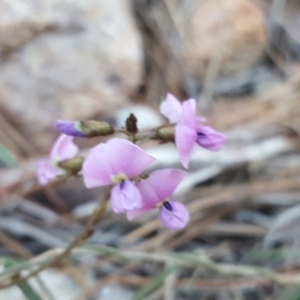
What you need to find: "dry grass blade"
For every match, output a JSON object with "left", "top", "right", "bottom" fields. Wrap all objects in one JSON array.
[
  {"left": 125, "top": 177, "right": 300, "bottom": 243},
  {"left": 0, "top": 232, "right": 32, "bottom": 259}
]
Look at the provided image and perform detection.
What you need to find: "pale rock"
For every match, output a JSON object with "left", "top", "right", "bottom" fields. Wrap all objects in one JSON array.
[
  {"left": 98, "top": 284, "right": 133, "bottom": 300},
  {"left": 115, "top": 104, "right": 164, "bottom": 131},
  {"left": 0, "top": 0, "right": 143, "bottom": 147},
  {"left": 0, "top": 1, "right": 52, "bottom": 53},
  {"left": 166, "top": 0, "right": 267, "bottom": 77}
]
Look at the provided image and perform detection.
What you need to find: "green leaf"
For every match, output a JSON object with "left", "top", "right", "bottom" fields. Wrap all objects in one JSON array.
[
  {"left": 0, "top": 257, "right": 52, "bottom": 280},
  {"left": 183, "top": 266, "right": 205, "bottom": 294},
  {"left": 35, "top": 276, "right": 55, "bottom": 300},
  {"left": 18, "top": 281, "right": 43, "bottom": 300},
  {"left": 79, "top": 245, "right": 133, "bottom": 261},
  {"left": 249, "top": 248, "right": 300, "bottom": 262},
  {"left": 132, "top": 266, "right": 179, "bottom": 300},
  {"left": 281, "top": 286, "right": 300, "bottom": 300},
  {"left": 2, "top": 257, "right": 43, "bottom": 300},
  {"left": 0, "top": 143, "right": 17, "bottom": 167}
]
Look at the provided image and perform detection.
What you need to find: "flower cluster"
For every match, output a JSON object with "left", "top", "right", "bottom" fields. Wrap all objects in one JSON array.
[
  {"left": 160, "top": 94, "right": 226, "bottom": 168},
  {"left": 37, "top": 94, "right": 226, "bottom": 230}
]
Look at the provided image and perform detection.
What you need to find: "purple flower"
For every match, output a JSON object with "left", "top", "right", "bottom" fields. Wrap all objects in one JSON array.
[
  {"left": 55, "top": 120, "right": 86, "bottom": 137},
  {"left": 37, "top": 134, "right": 79, "bottom": 185},
  {"left": 82, "top": 138, "right": 156, "bottom": 214},
  {"left": 127, "top": 169, "right": 190, "bottom": 230},
  {"left": 160, "top": 94, "right": 226, "bottom": 168}
]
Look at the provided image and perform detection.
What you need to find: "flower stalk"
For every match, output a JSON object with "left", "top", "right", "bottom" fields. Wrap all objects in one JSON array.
[{"left": 0, "top": 198, "right": 108, "bottom": 289}]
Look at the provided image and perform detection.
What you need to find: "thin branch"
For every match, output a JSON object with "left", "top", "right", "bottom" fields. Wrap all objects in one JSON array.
[{"left": 0, "top": 198, "right": 108, "bottom": 289}]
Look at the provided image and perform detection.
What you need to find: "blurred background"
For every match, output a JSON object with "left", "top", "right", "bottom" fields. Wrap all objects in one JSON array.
[{"left": 1, "top": 0, "right": 300, "bottom": 299}]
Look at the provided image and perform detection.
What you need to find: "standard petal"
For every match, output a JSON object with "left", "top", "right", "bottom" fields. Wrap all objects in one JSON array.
[
  {"left": 159, "top": 200, "right": 190, "bottom": 230},
  {"left": 111, "top": 181, "right": 143, "bottom": 214},
  {"left": 180, "top": 99, "right": 198, "bottom": 129},
  {"left": 196, "top": 126, "right": 227, "bottom": 151},
  {"left": 159, "top": 93, "right": 182, "bottom": 123},
  {"left": 50, "top": 134, "right": 78, "bottom": 162},
  {"left": 136, "top": 178, "right": 161, "bottom": 207},
  {"left": 82, "top": 143, "right": 114, "bottom": 188},
  {"left": 175, "top": 124, "right": 197, "bottom": 168},
  {"left": 142, "top": 169, "right": 187, "bottom": 201},
  {"left": 126, "top": 207, "right": 152, "bottom": 220},
  {"left": 106, "top": 138, "right": 155, "bottom": 179},
  {"left": 55, "top": 120, "right": 86, "bottom": 137}
]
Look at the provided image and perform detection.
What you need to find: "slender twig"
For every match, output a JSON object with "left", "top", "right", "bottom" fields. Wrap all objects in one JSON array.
[
  {"left": 114, "top": 127, "right": 162, "bottom": 142},
  {"left": 0, "top": 232, "right": 33, "bottom": 259},
  {"left": 0, "top": 198, "right": 108, "bottom": 289}
]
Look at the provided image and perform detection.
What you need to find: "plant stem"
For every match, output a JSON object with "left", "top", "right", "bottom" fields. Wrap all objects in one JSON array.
[{"left": 0, "top": 199, "right": 108, "bottom": 289}]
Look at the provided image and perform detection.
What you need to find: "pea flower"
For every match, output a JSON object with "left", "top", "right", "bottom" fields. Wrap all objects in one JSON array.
[
  {"left": 160, "top": 94, "right": 226, "bottom": 168},
  {"left": 127, "top": 169, "right": 189, "bottom": 230},
  {"left": 82, "top": 138, "right": 155, "bottom": 214},
  {"left": 37, "top": 134, "right": 79, "bottom": 185}
]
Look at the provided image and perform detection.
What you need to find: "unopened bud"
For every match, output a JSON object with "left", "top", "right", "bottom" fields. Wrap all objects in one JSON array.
[
  {"left": 55, "top": 120, "right": 114, "bottom": 137},
  {"left": 155, "top": 126, "right": 175, "bottom": 142},
  {"left": 125, "top": 113, "right": 138, "bottom": 134},
  {"left": 59, "top": 157, "right": 84, "bottom": 174}
]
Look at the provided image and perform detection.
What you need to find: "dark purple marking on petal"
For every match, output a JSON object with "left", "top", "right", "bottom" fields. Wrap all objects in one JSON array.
[
  {"left": 197, "top": 132, "right": 206, "bottom": 137},
  {"left": 163, "top": 201, "right": 172, "bottom": 211},
  {"left": 120, "top": 180, "right": 126, "bottom": 189},
  {"left": 196, "top": 126, "right": 226, "bottom": 151},
  {"left": 159, "top": 200, "right": 190, "bottom": 230}
]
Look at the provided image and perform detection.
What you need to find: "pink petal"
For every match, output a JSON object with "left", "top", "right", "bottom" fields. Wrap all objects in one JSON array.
[
  {"left": 111, "top": 185, "right": 125, "bottom": 214},
  {"left": 160, "top": 93, "right": 182, "bottom": 123},
  {"left": 37, "top": 159, "right": 60, "bottom": 185},
  {"left": 159, "top": 200, "right": 190, "bottom": 230},
  {"left": 175, "top": 124, "right": 197, "bottom": 168},
  {"left": 111, "top": 181, "right": 143, "bottom": 214},
  {"left": 106, "top": 138, "right": 155, "bottom": 179},
  {"left": 142, "top": 169, "right": 187, "bottom": 201},
  {"left": 37, "top": 160, "right": 50, "bottom": 185},
  {"left": 82, "top": 143, "right": 114, "bottom": 188},
  {"left": 197, "top": 116, "right": 207, "bottom": 122},
  {"left": 127, "top": 177, "right": 164, "bottom": 219},
  {"left": 50, "top": 134, "right": 78, "bottom": 162},
  {"left": 196, "top": 126, "right": 227, "bottom": 151},
  {"left": 128, "top": 170, "right": 188, "bottom": 222},
  {"left": 180, "top": 99, "right": 198, "bottom": 129},
  {"left": 136, "top": 177, "right": 161, "bottom": 208},
  {"left": 126, "top": 207, "right": 152, "bottom": 220}
]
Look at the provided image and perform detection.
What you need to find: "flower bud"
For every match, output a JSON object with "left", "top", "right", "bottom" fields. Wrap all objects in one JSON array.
[
  {"left": 125, "top": 113, "right": 138, "bottom": 134},
  {"left": 59, "top": 157, "right": 84, "bottom": 174},
  {"left": 55, "top": 120, "right": 114, "bottom": 137},
  {"left": 155, "top": 126, "right": 175, "bottom": 142}
]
